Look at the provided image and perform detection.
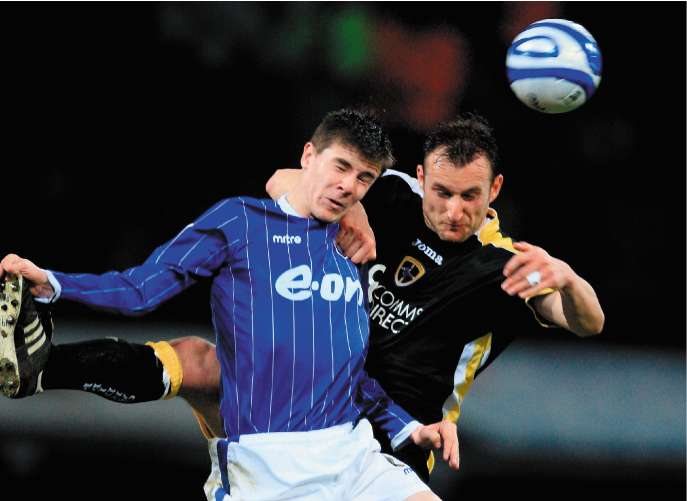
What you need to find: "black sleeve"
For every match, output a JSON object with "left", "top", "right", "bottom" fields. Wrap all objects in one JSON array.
[
  {"left": 363, "top": 171, "right": 420, "bottom": 229},
  {"left": 497, "top": 292, "right": 555, "bottom": 340}
]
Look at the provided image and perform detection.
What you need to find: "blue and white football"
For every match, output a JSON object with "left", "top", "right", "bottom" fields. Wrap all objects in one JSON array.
[{"left": 506, "top": 19, "right": 602, "bottom": 113}]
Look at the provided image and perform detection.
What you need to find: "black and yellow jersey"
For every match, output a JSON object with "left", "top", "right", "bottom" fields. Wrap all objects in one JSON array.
[{"left": 363, "top": 170, "right": 551, "bottom": 435}]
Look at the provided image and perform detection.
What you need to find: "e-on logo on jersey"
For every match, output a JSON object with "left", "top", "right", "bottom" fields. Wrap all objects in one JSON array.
[{"left": 274, "top": 264, "right": 364, "bottom": 305}]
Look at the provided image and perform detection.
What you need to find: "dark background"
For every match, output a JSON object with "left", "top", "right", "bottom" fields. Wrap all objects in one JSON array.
[{"left": 0, "top": 2, "right": 684, "bottom": 500}]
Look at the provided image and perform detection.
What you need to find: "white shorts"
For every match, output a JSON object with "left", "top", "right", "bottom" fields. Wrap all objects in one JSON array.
[{"left": 205, "top": 419, "right": 431, "bottom": 501}]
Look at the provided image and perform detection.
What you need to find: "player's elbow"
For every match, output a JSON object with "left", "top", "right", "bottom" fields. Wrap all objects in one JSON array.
[
  {"left": 589, "top": 313, "right": 605, "bottom": 336},
  {"left": 576, "top": 311, "right": 605, "bottom": 337},
  {"left": 265, "top": 176, "right": 276, "bottom": 199},
  {"left": 117, "top": 291, "right": 161, "bottom": 317},
  {"left": 265, "top": 171, "right": 281, "bottom": 200},
  {"left": 119, "top": 305, "right": 153, "bottom": 318}
]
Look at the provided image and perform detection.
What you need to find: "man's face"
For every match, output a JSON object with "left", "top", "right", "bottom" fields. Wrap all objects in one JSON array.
[
  {"left": 417, "top": 149, "right": 503, "bottom": 242},
  {"left": 300, "top": 141, "right": 381, "bottom": 223}
]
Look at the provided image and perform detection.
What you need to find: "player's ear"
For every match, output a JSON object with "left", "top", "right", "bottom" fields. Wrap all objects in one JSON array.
[
  {"left": 416, "top": 164, "right": 425, "bottom": 189},
  {"left": 301, "top": 142, "right": 316, "bottom": 170},
  {"left": 489, "top": 174, "right": 504, "bottom": 203}
]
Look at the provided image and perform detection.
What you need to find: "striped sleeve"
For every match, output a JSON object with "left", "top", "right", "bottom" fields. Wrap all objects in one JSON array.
[
  {"left": 356, "top": 371, "right": 422, "bottom": 450},
  {"left": 52, "top": 199, "right": 235, "bottom": 316}
]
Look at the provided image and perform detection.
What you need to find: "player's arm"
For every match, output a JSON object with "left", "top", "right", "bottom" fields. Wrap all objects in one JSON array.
[
  {"left": 501, "top": 241, "right": 604, "bottom": 337},
  {"left": 1, "top": 200, "right": 232, "bottom": 315},
  {"left": 265, "top": 168, "right": 301, "bottom": 199},
  {"left": 266, "top": 168, "right": 376, "bottom": 264},
  {"left": 356, "top": 372, "right": 459, "bottom": 470}
]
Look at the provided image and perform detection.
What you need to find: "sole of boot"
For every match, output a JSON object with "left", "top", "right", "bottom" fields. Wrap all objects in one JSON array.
[{"left": 0, "top": 275, "right": 23, "bottom": 397}]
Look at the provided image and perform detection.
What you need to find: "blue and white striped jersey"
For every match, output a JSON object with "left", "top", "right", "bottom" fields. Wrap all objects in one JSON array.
[{"left": 51, "top": 196, "right": 417, "bottom": 444}]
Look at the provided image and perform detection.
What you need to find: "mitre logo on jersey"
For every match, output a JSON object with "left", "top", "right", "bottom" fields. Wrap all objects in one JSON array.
[
  {"left": 274, "top": 264, "right": 363, "bottom": 305},
  {"left": 272, "top": 234, "right": 301, "bottom": 245},
  {"left": 412, "top": 238, "right": 443, "bottom": 265},
  {"left": 394, "top": 256, "right": 426, "bottom": 287}
]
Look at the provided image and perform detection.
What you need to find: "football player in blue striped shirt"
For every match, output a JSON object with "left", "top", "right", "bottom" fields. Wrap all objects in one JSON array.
[{"left": 0, "top": 109, "right": 449, "bottom": 501}]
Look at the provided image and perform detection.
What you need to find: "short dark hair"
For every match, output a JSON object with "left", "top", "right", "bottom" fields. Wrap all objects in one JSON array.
[
  {"left": 423, "top": 113, "right": 499, "bottom": 178},
  {"left": 311, "top": 109, "right": 395, "bottom": 171}
]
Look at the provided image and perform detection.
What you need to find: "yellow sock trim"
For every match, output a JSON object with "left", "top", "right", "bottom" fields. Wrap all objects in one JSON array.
[
  {"left": 146, "top": 341, "right": 183, "bottom": 400},
  {"left": 427, "top": 450, "right": 435, "bottom": 474}
]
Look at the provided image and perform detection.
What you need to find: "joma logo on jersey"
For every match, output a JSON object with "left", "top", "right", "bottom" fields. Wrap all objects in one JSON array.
[
  {"left": 412, "top": 238, "right": 443, "bottom": 265},
  {"left": 273, "top": 234, "right": 302, "bottom": 245},
  {"left": 394, "top": 256, "right": 425, "bottom": 287},
  {"left": 275, "top": 264, "right": 363, "bottom": 305}
]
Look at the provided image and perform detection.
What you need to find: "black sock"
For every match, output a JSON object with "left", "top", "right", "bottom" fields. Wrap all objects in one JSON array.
[{"left": 42, "top": 338, "right": 166, "bottom": 403}]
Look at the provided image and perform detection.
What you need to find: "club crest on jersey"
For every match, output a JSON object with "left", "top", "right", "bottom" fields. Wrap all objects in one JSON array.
[{"left": 394, "top": 256, "right": 425, "bottom": 287}]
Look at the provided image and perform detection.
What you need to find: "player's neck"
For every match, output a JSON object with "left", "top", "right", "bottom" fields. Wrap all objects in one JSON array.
[{"left": 281, "top": 191, "right": 310, "bottom": 219}]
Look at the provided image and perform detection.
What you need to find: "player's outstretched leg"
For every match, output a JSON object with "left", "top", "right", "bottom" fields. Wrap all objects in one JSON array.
[{"left": 0, "top": 275, "right": 52, "bottom": 398}]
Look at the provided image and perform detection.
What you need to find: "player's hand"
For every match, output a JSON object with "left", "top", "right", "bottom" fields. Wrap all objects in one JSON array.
[
  {"left": 410, "top": 420, "right": 460, "bottom": 470},
  {"left": 0, "top": 254, "right": 54, "bottom": 298},
  {"left": 501, "top": 241, "right": 575, "bottom": 299},
  {"left": 336, "top": 203, "right": 376, "bottom": 264}
]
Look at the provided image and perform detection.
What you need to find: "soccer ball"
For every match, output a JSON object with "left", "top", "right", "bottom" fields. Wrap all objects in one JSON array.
[{"left": 506, "top": 19, "right": 602, "bottom": 113}]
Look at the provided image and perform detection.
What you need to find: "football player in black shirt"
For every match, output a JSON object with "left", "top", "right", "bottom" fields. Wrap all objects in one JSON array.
[{"left": 266, "top": 113, "right": 604, "bottom": 480}]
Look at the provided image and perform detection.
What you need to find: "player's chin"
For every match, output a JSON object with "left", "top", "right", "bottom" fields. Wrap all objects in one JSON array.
[
  {"left": 314, "top": 206, "right": 344, "bottom": 223},
  {"left": 439, "top": 229, "right": 469, "bottom": 242}
]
